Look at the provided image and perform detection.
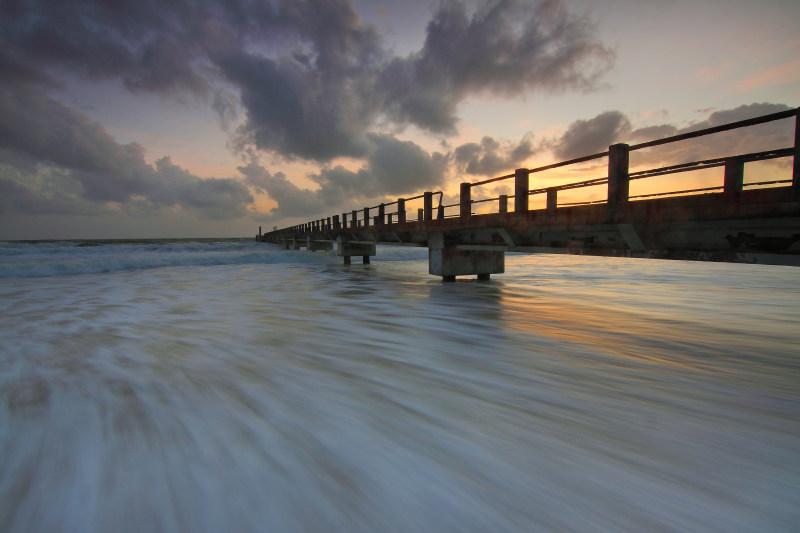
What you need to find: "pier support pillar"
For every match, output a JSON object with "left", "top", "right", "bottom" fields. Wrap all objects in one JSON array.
[
  {"left": 307, "top": 237, "right": 333, "bottom": 251},
  {"left": 337, "top": 236, "right": 376, "bottom": 264},
  {"left": 428, "top": 232, "right": 504, "bottom": 281}
]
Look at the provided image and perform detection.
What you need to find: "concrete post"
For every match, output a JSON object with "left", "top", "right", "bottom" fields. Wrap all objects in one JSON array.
[
  {"left": 398, "top": 198, "right": 406, "bottom": 223},
  {"left": 418, "top": 208, "right": 424, "bottom": 222},
  {"left": 460, "top": 183, "right": 471, "bottom": 219},
  {"left": 326, "top": 217, "right": 332, "bottom": 230},
  {"left": 351, "top": 210, "right": 357, "bottom": 228},
  {"left": 363, "top": 207, "right": 370, "bottom": 227},
  {"left": 724, "top": 158, "right": 744, "bottom": 193},
  {"left": 499, "top": 195, "right": 508, "bottom": 214},
  {"left": 424, "top": 192, "right": 433, "bottom": 221},
  {"left": 608, "top": 143, "right": 630, "bottom": 207},
  {"left": 378, "top": 203, "right": 385, "bottom": 225},
  {"left": 515, "top": 168, "right": 529, "bottom": 213},
  {"left": 333, "top": 215, "right": 340, "bottom": 230},
  {"left": 342, "top": 213, "right": 348, "bottom": 228},
  {"left": 388, "top": 213, "right": 394, "bottom": 224},
  {"left": 547, "top": 188, "right": 558, "bottom": 214}
]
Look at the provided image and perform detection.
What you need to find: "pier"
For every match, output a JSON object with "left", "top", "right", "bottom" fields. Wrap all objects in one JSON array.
[{"left": 258, "top": 108, "right": 800, "bottom": 280}]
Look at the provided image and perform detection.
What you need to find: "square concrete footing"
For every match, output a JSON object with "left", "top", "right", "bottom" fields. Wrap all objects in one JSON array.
[
  {"left": 337, "top": 237, "right": 376, "bottom": 264},
  {"left": 307, "top": 237, "right": 333, "bottom": 251},
  {"left": 428, "top": 232, "right": 504, "bottom": 281}
]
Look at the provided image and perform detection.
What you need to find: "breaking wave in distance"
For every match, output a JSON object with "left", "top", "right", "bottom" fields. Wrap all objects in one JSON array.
[{"left": 0, "top": 240, "right": 428, "bottom": 279}]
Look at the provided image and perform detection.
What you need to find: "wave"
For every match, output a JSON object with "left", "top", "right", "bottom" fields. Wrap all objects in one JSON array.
[{"left": 0, "top": 239, "right": 428, "bottom": 278}]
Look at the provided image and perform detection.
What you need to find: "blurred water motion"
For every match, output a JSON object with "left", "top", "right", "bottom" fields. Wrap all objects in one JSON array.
[{"left": 1, "top": 243, "right": 798, "bottom": 531}]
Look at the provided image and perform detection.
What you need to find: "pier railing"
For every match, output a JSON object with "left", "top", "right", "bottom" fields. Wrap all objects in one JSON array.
[{"left": 263, "top": 107, "right": 798, "bottom": 237}]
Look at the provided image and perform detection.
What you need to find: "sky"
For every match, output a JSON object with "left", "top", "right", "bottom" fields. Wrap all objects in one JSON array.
[{"left": 1, "top": 0, "right": 798, "bottom": 239}]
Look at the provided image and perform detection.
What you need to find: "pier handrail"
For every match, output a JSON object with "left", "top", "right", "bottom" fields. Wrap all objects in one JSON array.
[{"left": 263, "top": 106, "right": 798, "bottom": 237}]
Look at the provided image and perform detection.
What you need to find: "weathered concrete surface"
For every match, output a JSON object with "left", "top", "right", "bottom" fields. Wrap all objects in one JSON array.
[
  {"left": 428, "top": 232, "right": 504, "bottom": 280},
  {"left": 336, "top": 237, "right": 376, "bottom": 258},
  {"left": 307, "top": 237, "right": 333, "bottom": 251}
]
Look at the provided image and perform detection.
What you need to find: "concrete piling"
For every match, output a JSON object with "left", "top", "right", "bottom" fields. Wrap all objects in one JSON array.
[
  {"left": 337, "top": 236, "right": 376, "bottom": 264},
  {"left": 428, "top": 232, "right": 504, "bottom": 281}
]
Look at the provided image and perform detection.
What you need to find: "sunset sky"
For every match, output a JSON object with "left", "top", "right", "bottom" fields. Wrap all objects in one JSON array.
[{"left": 1, "top": 0, "right": 798, "bottom": 239}]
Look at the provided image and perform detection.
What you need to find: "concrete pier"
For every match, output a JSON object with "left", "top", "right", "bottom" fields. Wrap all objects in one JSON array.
[
  {"left": 307, "top": 236, "right": 333, "bottom": 251},
  {"left": 259, "top": 107, "right": 800, "bottom": 277},
  {"left": 337, "top": 236, "right": 376, "bottom": 264},
  {"left": 428, "top": 232, "right": 504, "bottom": 281}
]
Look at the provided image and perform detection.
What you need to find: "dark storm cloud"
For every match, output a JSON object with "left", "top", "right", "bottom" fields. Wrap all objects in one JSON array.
[
  {"left": 241, "top": 134, "right": 448, "bottom": 218},
  {"left": 1, "top": 0, "right": 613, "bottom": 163},
  {"left": 0, "top": 176, "right": 90, "bottom": 216},
  {"left": 628, "top": 124, "right": 679, "bottom": 144},
  {"left": 553, "top": 110, "right": 631, "bottom": 160},
  {"left": 454, "top": 135, "right": 537, "bottom": 176},
  {"left": 0, "top": 0, "right": 616, "bottom": 222},
  {"left": 312, "top": 133, "right": 449, "bottom": 204},
  {"left": 0, "top": 88, "right": 253, "bottom": 219},
  {"left": 379, "top": 0, "right": 615, "bottom": 133},
  {"left": 239, "top": 163, "right": 325, "bottom": 218}
]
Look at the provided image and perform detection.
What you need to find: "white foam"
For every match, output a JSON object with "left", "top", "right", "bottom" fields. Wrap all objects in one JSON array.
[{"left": 1, "top": 248, "right": 798, "bottom": 532}]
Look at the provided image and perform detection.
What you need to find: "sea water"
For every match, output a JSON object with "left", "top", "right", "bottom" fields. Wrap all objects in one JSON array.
[{"left": 1, "top": 239, "right": 798, "bottom": 532}]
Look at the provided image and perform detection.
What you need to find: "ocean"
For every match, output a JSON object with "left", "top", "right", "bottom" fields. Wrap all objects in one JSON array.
[{"left": 1, "top": 239, "right": 798, "bottom": 532}]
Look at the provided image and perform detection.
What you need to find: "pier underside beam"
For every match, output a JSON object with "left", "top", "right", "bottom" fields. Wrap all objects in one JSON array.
[
  {"left": 337, "top": 236, "right": 376, "bottom": 264},
  {"left": 428, "top": 232, "right": 504, "bottom": 281}
]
